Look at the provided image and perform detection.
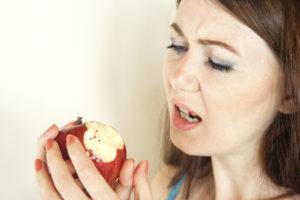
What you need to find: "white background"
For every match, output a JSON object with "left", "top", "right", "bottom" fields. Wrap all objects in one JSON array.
[{"left": 0, "top": 0, "right": 175, "bottom": 199}]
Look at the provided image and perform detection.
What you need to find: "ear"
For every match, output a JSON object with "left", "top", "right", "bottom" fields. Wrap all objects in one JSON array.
[{"left": 278, "top": 94, "right": 297, "bottom": 114}]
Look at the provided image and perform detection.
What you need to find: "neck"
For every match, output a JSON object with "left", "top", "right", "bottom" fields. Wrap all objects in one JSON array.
[{"left": 210, "top": 144, "right": 287, "bottom": 200}]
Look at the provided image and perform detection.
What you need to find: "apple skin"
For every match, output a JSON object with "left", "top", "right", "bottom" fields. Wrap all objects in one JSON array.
[{"left": 55, "top": 118, "right": 127, "bottom": 186}]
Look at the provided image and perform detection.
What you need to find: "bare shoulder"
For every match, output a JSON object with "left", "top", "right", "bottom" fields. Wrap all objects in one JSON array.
[{"left": 150, "top": 163, "right": 179, "bottom": 200}]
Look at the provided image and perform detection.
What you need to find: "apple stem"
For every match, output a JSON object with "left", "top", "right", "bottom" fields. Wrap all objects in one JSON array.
[{"left": 76, "top": 116, "right": 83, "bottom": 125}]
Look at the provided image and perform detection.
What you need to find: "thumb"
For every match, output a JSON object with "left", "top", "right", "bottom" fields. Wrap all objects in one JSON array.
[{"left": 133, "top": 160, "right": 152, "bottom": 200}]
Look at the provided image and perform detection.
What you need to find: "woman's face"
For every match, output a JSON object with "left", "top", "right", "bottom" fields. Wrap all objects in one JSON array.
[{"left": 163, "top": 0, "right": 286, "bottom": 156}]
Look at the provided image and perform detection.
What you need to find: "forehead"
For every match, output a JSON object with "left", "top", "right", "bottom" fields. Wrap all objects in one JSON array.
[{"left": 174, "top": 0, "right": 264, "bottom": 57}]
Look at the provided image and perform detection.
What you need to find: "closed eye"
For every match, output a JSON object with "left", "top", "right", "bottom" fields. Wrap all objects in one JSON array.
[
  {"left": 207, "top": 58, "right": 233, "bottom": 73},
  {"left": 167, "top": 44, "right": 187, "bottom": 54},
  {"left": 167, "top": 43, "right": 234, "bottom": 73}
]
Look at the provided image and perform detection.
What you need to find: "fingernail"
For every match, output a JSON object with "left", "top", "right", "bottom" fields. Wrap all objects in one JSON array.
[
  {"left": 46, "top": 138, "right": 54, "bottom": 150},
  {"left": 34, "top": 159, "right": 43, "bottom": 172},
  {"left": 66, "top": 134, "right": 75, "bottom": 145},
  {"left": 143, "top": 160, "right": 149, "bottom": 176}
]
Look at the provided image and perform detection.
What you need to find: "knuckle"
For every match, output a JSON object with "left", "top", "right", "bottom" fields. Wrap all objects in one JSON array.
[
  {"left": 37, "top": 134, "right": 50, "bottom": 146},
  {"left": 38, "top": 125, "right": 59, "bottom": 142},
  {"left": 37, "top": 135, "right": 46, "bottom": 145}
]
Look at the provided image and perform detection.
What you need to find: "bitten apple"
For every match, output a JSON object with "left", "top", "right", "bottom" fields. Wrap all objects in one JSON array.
[{"left": 55, "top": 117, "right": 127, "bottom": 186}]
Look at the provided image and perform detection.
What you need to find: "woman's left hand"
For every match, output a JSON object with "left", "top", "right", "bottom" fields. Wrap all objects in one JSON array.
[{"left": 35, "top": 123, "right": 152, "bottom": 200}]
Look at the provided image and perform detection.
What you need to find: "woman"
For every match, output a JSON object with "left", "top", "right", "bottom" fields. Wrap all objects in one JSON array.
[{"left": 34, "top": 0, "right": 300, "bottom": 199}]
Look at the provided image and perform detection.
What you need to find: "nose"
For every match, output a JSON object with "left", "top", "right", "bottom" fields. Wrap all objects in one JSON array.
[{"left": 170, "top": 65, "right": 200, "bottom": 92}]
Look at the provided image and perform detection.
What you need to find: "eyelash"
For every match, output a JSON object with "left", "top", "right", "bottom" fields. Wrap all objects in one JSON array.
[{"left": 167, "top": 44, "right": 233, "bottom": 73}]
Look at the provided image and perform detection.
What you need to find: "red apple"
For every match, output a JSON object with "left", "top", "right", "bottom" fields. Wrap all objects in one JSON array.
[{"left": 55, "top": 117, "right": 127, "bottom": 186}]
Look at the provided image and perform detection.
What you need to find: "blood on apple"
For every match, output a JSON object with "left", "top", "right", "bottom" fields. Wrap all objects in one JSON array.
[{"left": 55, "top": 117, "right": 127, "bottom": 186}]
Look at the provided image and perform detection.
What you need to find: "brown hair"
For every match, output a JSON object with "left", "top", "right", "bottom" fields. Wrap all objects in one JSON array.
[{"left": 159, "top": 0, "right": 300, "bottom": 199}]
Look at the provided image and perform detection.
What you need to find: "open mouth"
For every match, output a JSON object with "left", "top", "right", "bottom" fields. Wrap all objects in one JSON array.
[{"left": 175, "top": 105, "right": 202, "bottom": 123}]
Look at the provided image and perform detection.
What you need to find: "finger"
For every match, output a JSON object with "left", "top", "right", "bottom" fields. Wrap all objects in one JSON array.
[
  {"left": 68, "top": 160, "right": 81, "bottom": 182},
  {"left": 75, "top": 177, "right": 85, "bottom": 189},
  {"left": 66, "top": 134, "right": 119, "bottom": 200},
  {"left": 34, "top": 159, "right": 63, "bottom": 200},
  {"left": 115, "top": 158, "right": 135, "bottom": 200},
  {"left": 45, "top": 138, "right": 90, "bottom": 200},
  {"left": 66, "top": 159, "right": 76, "bottom": 175},
  {"left": 133, "top": 161, "right": 152, "bottom": 200},
  {"left": 36, "top": 124, "right": 60, "bottom": 162}
]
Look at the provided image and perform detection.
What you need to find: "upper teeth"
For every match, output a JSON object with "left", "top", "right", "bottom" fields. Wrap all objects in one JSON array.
[
  {"left": 178, "top": 107, "right": 190, "bottom": 115},
  {"left": 177, "top": 106, "right": 201, "bottom": 123}
]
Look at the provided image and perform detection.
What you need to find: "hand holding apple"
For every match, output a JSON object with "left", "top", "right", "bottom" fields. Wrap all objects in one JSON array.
[
  {"left": 55, "top": 117, "right": 127, "bottom": 186},
  {"left": 34, "top": 118, "right": 152, "bottom": 200}
]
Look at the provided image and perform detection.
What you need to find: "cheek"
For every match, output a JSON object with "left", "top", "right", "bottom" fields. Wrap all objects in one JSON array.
[{"left": 201, "top": 66, "right": 284, "bottom": 153}]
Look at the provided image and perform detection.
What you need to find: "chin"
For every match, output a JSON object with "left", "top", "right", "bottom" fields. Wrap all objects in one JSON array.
[{"left": 169, "top": 128, "right": 213, "bottom": 157}]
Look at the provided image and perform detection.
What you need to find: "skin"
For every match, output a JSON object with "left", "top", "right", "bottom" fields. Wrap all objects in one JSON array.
[
  {"left": 35, "top": 122, "right": 152, "bottom": 200},
  {"left": 35, "top": 0, "right": 297, "bottom": 199},
  {"left": 163, "top": 0, "right": 295, "bottom": 199}
]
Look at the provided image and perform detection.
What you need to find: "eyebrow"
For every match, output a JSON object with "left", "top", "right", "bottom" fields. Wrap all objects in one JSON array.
[{"left": 170, "top": 23, "right": 240, "bottom": 56}]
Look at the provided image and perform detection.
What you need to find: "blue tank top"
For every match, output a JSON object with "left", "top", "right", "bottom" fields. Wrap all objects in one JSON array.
[{"left": 166, "top": 174, "right": 186, "bottom": 200}]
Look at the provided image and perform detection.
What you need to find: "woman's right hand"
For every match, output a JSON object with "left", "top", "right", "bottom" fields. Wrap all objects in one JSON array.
[{"left": 34, "top": 121, "right": 152, "bottom": 200}]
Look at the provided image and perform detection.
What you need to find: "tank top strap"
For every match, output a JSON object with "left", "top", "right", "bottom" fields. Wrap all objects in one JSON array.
[{"left": 166, "top": 174, "right": 186, "bottom": 200}]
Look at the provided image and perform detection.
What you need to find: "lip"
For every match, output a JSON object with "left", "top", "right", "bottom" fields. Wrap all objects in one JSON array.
[
  {"left": 172, "top": 98, "right": 201, "bottom": 117},
  {"left": 172, "top": 104, "right": 202, "bottom": 131}
]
